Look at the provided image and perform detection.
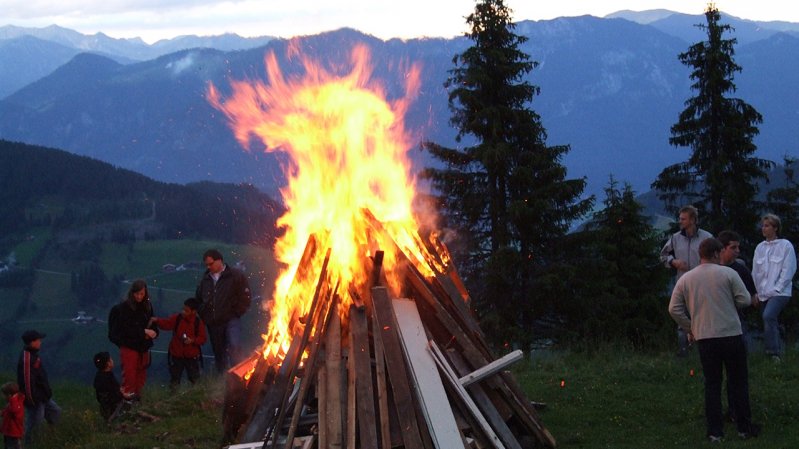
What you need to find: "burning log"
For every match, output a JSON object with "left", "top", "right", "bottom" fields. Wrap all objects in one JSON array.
[
  {"left": 208, "top": 44, "right": 553, "bottom": 449},
  {"left": 225, "top": 218, "right": 555, "bottom": 449}
]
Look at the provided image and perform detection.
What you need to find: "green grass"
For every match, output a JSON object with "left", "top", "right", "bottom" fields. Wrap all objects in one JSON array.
[
  {"left": 0, "top": 375, "right": 225, "bottom": 449},
  {"left": 3, "top": 347, "right": 794, "bottom": 448},
  {"left": 517, "top": 346, "right": 799, "bottom": 448}
]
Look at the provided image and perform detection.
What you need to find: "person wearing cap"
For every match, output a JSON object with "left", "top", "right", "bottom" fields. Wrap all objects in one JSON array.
[
  {"left": 17, "top": 329, "right": 61, "bottom": 444},
  {"left": 108, "top": 279, "right": 159, "bottom": 400},
  {"left": 151, "top": 297, "right": 208, "bottom": 389},
  {"left": 92, "top": 352, "right": 124, "bottom": 422}
]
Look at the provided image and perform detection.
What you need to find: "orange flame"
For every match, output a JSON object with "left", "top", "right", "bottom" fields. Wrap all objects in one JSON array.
[{"left": 208, "top": 42, "right": 437, "bottom": 362}]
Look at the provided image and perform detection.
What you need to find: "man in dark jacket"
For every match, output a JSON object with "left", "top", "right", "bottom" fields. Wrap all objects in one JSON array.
[
  {"left": 17, "top": 329, "right": 61, "bottom": 444},
  {"left": 196, "top": 249, "right": 252, "bottom": 374}
]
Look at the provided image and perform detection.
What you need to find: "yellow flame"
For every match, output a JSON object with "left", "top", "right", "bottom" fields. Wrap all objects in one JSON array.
[{"left": 208, "top": 42, "right": 440, "bottom": 362}]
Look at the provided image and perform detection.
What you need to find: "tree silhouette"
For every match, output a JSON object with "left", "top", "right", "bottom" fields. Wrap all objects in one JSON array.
[
  {"left": 652, "top": 5, "right": 772, "bottom": 240},
  {"left": 423, "top": 0, "right": 592, "bottom": 344}
]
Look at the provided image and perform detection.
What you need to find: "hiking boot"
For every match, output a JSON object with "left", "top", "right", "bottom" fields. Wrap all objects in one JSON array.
[{"left": 739, "top": 423, "right": 761, "bottom": 439}]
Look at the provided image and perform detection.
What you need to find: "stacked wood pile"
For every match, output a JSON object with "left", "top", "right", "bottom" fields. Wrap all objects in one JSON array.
[{"left": 224, "top": 211, "right": 556, "bottom": 449}]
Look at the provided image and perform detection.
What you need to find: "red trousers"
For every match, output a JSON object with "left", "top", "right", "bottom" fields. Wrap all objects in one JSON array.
[{"left": 119, "top": 347, "right": 150, "bottom": 396}]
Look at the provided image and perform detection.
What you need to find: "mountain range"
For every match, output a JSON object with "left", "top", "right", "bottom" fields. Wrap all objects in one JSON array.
[{"left": 2, "top": 10, "right": 799, "bottom": 203}]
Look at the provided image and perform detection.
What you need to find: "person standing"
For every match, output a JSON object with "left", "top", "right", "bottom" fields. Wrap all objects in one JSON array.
[
  {"left": 152, "top": 297, "right": 207, "bottom": 388},
  {"left": 1, "top": 382, "right": 24, "bottom": 449},
  {"left": 17, "top": 330, "right": 61, "bottom": 445},
  {"left": 661, "top": 205, "right": 713, "bottom": 356},
  {"left": 196, "top": 249, "right": 252, "bottom": 374},
  {"left": 752, "top": 213, "right": 797, "bottom": 362},
  {"left": 717, "top": 230, "right": 758, "bottom": 341},
  {"left": 108, "top": 279, "right": 159, "bottom": 400},
  {"left": 669, "top": 238, "right": 759, "bottom": 442}
]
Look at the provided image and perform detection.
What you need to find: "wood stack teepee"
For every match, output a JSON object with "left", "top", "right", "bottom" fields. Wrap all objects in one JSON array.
[{"left": 224, "top": 210, "right": 556, "bottom": 449}]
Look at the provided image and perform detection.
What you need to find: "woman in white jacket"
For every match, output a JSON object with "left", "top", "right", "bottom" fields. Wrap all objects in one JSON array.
[{"left": 752, "top": 214, "right": 797, "bottom": 361}]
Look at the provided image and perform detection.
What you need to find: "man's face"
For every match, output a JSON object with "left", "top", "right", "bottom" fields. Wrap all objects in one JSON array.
[
  {"left": 29, "top": 339, "right": 42, "bottom": 350},
  {"left": 204, "top": 256, "right": 223, "bottom": 274},
  {"left": 720, "top": 241, "right": 740, "bottom": 264},
  {"left": 678, "top": 212, "right": 695, "bottom": 230}
]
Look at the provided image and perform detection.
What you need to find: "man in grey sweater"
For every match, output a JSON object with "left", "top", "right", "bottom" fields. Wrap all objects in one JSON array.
[{"left": 668, "top": 238, "right": 759, "bottom": 442}]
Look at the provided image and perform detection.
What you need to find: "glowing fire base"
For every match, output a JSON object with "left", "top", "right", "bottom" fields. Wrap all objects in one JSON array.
[{"left": 224, "top": 214, "right": 555, "bottom": 449}]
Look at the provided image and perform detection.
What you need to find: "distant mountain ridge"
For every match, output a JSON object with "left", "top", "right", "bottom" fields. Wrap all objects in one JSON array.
[{"left": 2, "top": 13, "right": 799, "bottom": 202}]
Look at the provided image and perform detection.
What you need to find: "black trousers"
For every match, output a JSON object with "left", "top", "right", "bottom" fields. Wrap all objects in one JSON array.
[
  {"left": 697, "top": 335, "right": 752, "bottom": 437},
  {"left": 168, "top": 355, "right": 201, "bottom": 386}
]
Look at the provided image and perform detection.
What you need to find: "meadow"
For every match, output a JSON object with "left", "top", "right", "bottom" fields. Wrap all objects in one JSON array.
[{"left": 2, "top": 345, "right": 795, "bottom": 448}]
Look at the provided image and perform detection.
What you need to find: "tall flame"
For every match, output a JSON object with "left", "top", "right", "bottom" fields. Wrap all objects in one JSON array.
[{"left": 208, "top": 42, "right": 433, "bottom": 360}]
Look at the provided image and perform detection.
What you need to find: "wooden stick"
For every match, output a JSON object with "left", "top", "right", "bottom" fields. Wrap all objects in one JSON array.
[
  {"left": 351, "top": 303, "right": 379, "bottom": 448},
  {"left": 283, "top": 290, "right": 339, "bottom": 448},
  {"left": 428, "top": 342, "right": 506, "bottom": 449},
  {"left": 346, "top": 344, "right": 357, "bottom": 449},
  {"left": 370, "top": 293, "right": 391, "bottom": 449},
  {"left": 324, "top": 301, "right": 343, "bottom": 448},
  {"left": 371, "top": 286, "right": 424, "bottom": 449},
  {"left": 266, "top": 248, "right": 332, "bottom": 445},
  {"left": 459, "top": 350, "right": 523, "bottom": 387}
]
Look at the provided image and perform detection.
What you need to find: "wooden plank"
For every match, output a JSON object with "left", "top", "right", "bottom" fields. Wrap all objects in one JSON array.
[
  {"left": 393, "top": 299, "right": 463, "bottom": 449},
  {"left": 497, "top": 372, "right": 557, "bottom": 448},
  {"left": 371, "top": 286, "right": 425, "bottom": 449},
  {"left": 458, "top": 350, "right": 523, "bottom": 387},
  {"left": 444, "top": 349, "right": 521, "bottom": 449},
  {"left": 317, "top": 365, "right": 328, "bottom": 449},
  {"left": 370, "top": 291, "right": 392, "bottom": 449},
  {"left": 283, "top": 291, "right": 338, "bottom": 448},
  {"left": 428, "top": 341, "right": 505, "bottom": 449},
  {"left": 346, "top": 344, "right": 357, "bottom": 449},
  {"left": 268, "top": 249, "right": 333, "bottom": 445},
  {"left": 351, "top": 304, "right": 379, "bottom": 448},
  {"left": 325, "top": 302, "right": 343, "bottom": 449}
]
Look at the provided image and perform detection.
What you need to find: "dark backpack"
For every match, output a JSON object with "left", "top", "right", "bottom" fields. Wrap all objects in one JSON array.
[
  {"left": 107, "top": 306, "right": 122, "bottom": 347},
  {"left": 174, "top": 313, "right": 203, "bottom": 368}
]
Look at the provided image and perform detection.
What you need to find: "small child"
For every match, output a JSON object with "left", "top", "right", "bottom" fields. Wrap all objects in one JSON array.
[
  {"left": 152, "top": 297, "right": 207, "bottom": 389},
  {"left": 92, "top": 352, "right": 124, "bottom": 422},
  {"left": 1, "top": 382, "right": 24, "bottom": 449}
]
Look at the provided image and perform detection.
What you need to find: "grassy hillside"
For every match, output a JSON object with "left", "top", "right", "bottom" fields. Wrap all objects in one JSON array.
[
  {"left": 1, "top": 347, "right": 794, "bottom": 448},
  {"left": 0, "top": 237, "right": 280, "bottom": 382}
]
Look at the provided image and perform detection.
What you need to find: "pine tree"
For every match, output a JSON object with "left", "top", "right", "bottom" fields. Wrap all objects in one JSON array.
[
  {"left": 574, "top": 177, "right": 670, "bottom": 346},
  {"left": 652, "top": 5, "right": 772, "bottom": 238},
  {"left": 767, "top": 157, "right": 799, "bottom": 242},
  {"left": 423, "top": 0, "right": 592, "bottom": 344}
]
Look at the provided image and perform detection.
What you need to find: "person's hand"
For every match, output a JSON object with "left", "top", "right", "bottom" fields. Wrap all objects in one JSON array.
[
  {"left": 751, "top": 294, "right": 760, "bottom": 308},
  {"left": 184, "top": 337, "right": 193, "bottom": 345},
  {"left": 144, "top": 328, "right": 157, "bottom": 339},
  {"left": 686, "top": 331, "right": 695, "bottom": 344},
  {"left": 671, "top": 259, "right": 689, "bottom": 272}
]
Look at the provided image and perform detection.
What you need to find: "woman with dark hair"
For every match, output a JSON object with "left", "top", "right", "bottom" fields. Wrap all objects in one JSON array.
[
  {"left": 752, "top": 213, "right": 797, "bottom": 362},
  {"left": 108, "top": 279, "right": 159, "bottom": 399}
]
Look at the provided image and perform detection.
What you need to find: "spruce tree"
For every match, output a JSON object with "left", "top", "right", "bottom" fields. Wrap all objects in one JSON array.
[
  {"left": 652, "top": 5, "right": 771, "bottom": 238},
  {"left": 423, "top": 0, "right": 592, "bottom": 345},
  {"left": 575, "top": 177, "right": 670, "bottom": 346}
]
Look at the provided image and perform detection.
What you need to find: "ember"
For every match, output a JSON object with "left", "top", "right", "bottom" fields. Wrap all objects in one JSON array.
[{"left": 209, "top": 42, "right": 554, "bottom": 449}]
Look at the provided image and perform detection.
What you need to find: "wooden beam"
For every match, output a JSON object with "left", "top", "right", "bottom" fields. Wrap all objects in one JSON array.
[
  {"left": 351, "top": 303, "right": 379, "bottom": 448},
  {"left": 371, "top": 286, "right": 425, "bottom": 449},
  {"left": 393, "top": 299, "right": 463, "bottom": 449},
  {"left": 370, "top": 292, "right": 392, "bottom": 449},
  {"left": 324, "top": 302, "right": 343, "bottom": 449},
  {"left": 428, "top": 341, "right": 505, "bottom": 449},
  {"left": 459, "top": 350, "right": 523, "bottom": 387},
  {"left": 283, "top": 292, "right": 339, "bottom": 448}
]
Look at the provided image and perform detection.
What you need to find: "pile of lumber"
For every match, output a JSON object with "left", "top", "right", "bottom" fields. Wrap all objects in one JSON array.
[{"left": 224, "top": 211, "right": 556, "bottom": 449}]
